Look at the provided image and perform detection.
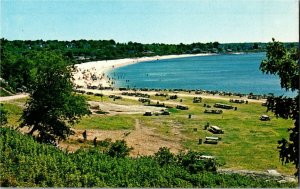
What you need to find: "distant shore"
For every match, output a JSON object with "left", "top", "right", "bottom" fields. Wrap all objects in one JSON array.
[{"left": 73, "top": 53, "right": 216, "bottom": 88}]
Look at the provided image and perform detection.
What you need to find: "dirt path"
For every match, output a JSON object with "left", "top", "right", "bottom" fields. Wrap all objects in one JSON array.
[
  {"left": 125, "top": 119, "right": 183, "bottom": 156},
  {"left": 60, "top": 118, "right": 183, "bottom": 156},
  {"left": 0, "top": 94, "right": 29, "bottom": 102}
]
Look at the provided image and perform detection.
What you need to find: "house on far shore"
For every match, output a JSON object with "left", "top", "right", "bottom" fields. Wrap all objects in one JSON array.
[
  {"left": 74, "top": 56, "right": 91, "bottom": 61},
  {"left": 211, "top": 48, "right": 218, "bottom": 53},
  {"left": 143, "top": 50, "right": 155, "bottom": 55},
  {"left": 226, "top": 49, "right": 233, "bottom": 54}
]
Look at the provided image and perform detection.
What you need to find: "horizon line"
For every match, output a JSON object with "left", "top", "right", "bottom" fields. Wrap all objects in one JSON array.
[{"left": 1, "top": 37, "right": 298, "bottom": 45}]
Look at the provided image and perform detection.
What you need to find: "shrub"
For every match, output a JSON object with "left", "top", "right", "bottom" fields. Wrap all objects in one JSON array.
[
  {"left": 177, "top": 151, "right": 217, "bottom": 173},
  {"left": 107, "top": 140, "right": 133, "bottom": 158},
  {"left": 98, "top": 138, "right": 112, "bottom": 147},
  {"left": 154, "top": 147, "right": 175, "bottom": 166}
]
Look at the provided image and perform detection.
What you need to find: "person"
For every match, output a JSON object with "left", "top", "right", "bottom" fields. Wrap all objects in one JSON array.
[
  {"left": 93, "top": 137, "right": 97, "bottom": 147},
  {"left": 204, "top": 122, "right": 209, "bottom": 130},
  {"left": 82, "top": 130, "right": 87, "bottom": 141}
]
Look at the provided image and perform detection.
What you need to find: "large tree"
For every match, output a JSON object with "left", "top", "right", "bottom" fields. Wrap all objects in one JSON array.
[
  {"left": 260, "top": 38, "right": 299, "bottom": 176},
  {"left": 20, "top": 51, "right": 90, "bottom": 143}
]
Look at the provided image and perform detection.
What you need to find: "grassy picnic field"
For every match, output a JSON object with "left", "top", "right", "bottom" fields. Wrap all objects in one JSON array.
[{"left": 2, "top": 90, "right": 295, "bottom": 175}]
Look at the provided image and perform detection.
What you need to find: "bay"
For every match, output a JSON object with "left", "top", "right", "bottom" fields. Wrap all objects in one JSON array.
[{"left": 108, "top": 53, "right": 296, "bottom": 97}]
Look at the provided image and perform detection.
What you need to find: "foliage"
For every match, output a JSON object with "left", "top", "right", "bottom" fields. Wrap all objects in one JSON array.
[
  {"left": 177, "top": 150, "right": 217, "bottom": 173},
  {"left": 107, "top": 140, "right": 133, "bottom": 158},
  {"left": 19, "top": 51, "right": 90, "bottom": 142},
  {"left": 0, "top": 79, "right": 15, "bottom": 96},
  {"left": 154, "top": 147, "right": 217, "bottom": 174},
  {"left": 154, "top": 147, "right": 176, "bottom": 166},
  {"left": 0, "top": 104, "right": 8, "bottom": 126},
  {"left": 260, "top": 38, "right": 299, "bottom": 91},
  {"left": 98, "top": 138, "right": 112, "bottom": 147},
  {"left": 260, "top": 38, "right": 299, "bottom": 176},
  {"left": 0, "top": 127, "right": 296, "bottom": 187},
  {"left": 0, "top": 49, "right": 36, "bottom": 92},
  {"left": 0, "top": 89, "right": 11, "bottom": 97}
]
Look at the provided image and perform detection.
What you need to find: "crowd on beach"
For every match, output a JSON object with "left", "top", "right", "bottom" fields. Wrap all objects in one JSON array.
[
  {"left": 72, "top": 54, "right": 273, "bottom": 100},
  {"left": 73, "top": 67, "right": 115, "bottom": 89},
  {"left": 73, "top": 54, "right": 216, "bottom": 89}
]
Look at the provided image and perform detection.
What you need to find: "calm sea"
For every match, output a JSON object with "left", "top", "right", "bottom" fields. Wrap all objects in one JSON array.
[{"left": 108, "top": 53, "right": 296, "bottom": 97}]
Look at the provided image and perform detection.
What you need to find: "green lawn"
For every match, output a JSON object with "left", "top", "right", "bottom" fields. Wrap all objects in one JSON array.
[
  {"left": 137, "top": 96, "right": 295, "bottom": 174},
  {"left": 74, "top": 114, "right": 136, "bottom": 130}
]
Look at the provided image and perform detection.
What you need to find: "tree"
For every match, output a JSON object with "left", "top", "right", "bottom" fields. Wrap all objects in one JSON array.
[
  {"left": 260, "top": 38, "right": 299, "bottom": 176},
  {"left": 154, "top": 147, "right": 175, "bottom": 166},
  {"left": 253, "top": 43, "right": 259, "bottom": 50},
  {"left": 20, "top": 51, "right": 90, "bottom": 143}
]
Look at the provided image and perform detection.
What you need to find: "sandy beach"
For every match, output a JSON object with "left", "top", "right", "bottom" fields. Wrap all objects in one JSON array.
[{"left": 73, "top": 53, "right": 215, "bottom": 88}]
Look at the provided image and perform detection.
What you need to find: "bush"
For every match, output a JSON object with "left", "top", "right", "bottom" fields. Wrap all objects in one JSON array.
[
  {"left": 98, "top": 138, "right": 112, "bottom": 147},
  {"left": 154, "top": 148, "right": 217, "bottom": 173},
  {"left": 154, "top": 147, "right": 175, "bottom": 166},
  {"left": 177, "top": 151, "right": 217, "bottom": 173},
  {"left": 107, "top": 140, "right": 133, "bottom": 158}
]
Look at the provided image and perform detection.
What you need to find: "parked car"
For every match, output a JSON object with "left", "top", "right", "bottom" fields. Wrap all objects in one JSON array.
[
  {"left": 214, "top": 103, "right": 234, "bottom": 109},
  {"left": 160, "top": 110, "right": 170, "bottom": 115},
  {"left": 204, "top": 109, "right": 223, "bottom": 114},
  {"left": 204, "top": 136, "right": 219, "bottom": 144},
  {"left": 260, "top": 115, "right": 270, "bottom": 121},
  {"left": 208, "top": 126, "right": 224, "bottom": 134},
  {"left": 176, "top": 105, "right": 189, "bottom": 110},
  {"left": 143, "top": 112, "right": 152, "bottom": 116}
]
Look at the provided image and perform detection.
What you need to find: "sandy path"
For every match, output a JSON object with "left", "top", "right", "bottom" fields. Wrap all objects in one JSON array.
[{"left": 0, "top": 94, "right": 29, "bottom": 102}]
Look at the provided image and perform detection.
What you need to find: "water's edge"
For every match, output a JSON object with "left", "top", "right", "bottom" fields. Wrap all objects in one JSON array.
[{"left": 108, "top": 53, "right": 296, "bottom": 97}]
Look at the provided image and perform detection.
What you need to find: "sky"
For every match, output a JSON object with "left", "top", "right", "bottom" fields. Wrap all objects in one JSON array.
[{"left": 1, "top": 0, "right": 299, "bottom": 44}]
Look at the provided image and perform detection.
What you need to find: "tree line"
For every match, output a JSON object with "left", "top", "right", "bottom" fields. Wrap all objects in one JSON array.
[
  {"left": 0, "top": 38, "right": 297, "bottom": 93},
  {"left": 1, "top": 38, "right": 297, "bottom": 63}
]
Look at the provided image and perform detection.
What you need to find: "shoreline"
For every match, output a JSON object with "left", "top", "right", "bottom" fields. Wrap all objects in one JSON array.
[{"left": 73, "top": 53, "right": 216, "bottom": 88}]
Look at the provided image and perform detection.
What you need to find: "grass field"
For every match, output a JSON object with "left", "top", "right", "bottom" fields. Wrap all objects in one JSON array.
[
  {"left": 138, "top": 95, "right": 294, "bottom": 174},
  {"left": 75, "top": 115, "right": 136, "bottom": 130},
  {"left": 1, "top": 92, "right": 295, "bottom": 175}
]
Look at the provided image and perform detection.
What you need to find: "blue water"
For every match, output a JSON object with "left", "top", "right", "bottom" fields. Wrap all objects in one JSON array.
[{"left": 108, "top": 53, "right": 296, "bottom": 97}]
